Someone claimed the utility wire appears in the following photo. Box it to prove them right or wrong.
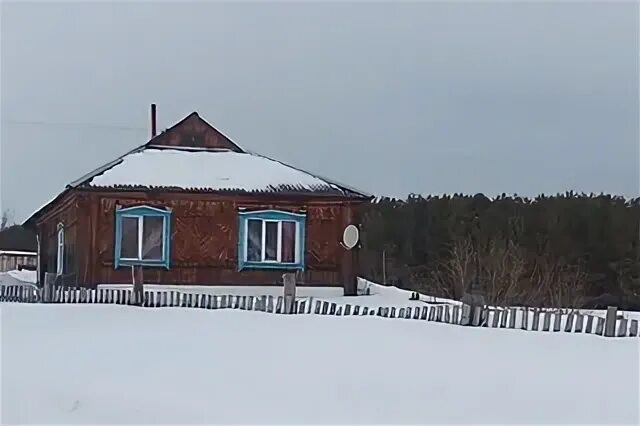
[1,119,147,132]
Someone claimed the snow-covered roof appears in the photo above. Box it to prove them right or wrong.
[0,250,36,256]
[23,112,372,226]
[79,148,363,196]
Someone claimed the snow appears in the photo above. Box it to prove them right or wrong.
[0,250,36,256]
[6,269,37,284]
[88,148,344,193]
[0,269,37,286]
[1,304,638,424]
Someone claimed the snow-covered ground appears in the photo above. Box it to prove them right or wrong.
[0,270,37,287]
[1,304,638,424]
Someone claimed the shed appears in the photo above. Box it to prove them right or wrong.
[0,225,37,272]
[23,110,371,295]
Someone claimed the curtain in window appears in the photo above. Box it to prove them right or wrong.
[264,222,278,261]
[281,221,296,263]
[142,216,164,260]
[121,217,139,259]
[247,219,262,261]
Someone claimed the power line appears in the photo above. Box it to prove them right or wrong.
[1,118,147,132]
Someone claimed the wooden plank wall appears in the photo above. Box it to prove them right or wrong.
[0,255,36,272]
[82,192,360,287]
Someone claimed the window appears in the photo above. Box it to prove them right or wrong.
[238,210,306,271]
[56,223,64,275]
[114,205,171,268]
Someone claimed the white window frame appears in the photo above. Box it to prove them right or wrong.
[245,219,300,264]
[56,223,64,276]
[119,215,166,262]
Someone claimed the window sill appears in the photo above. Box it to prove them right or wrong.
[115,259,170,269]
[238,261,304,271]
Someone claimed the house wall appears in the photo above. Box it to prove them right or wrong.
[80,191,362,292]
[0,254,36,272]
[34,191,87,285]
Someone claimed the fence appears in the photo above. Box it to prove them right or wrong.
[0,285,638,338]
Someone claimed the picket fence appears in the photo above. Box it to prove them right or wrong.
[0,284,637,338]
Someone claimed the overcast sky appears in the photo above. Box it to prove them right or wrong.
[1,1,638,223]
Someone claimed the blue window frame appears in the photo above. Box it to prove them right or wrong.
[114,205,171,269]
[238,209,306,271]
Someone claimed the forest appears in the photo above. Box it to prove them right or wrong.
[358,192,640,310]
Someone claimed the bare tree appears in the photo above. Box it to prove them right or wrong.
[527,256,589,309]
[1,209,14,230]
[427,237,475,300]
[480,238,527,306]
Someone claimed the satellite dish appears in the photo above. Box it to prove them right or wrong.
[342,224,360,249]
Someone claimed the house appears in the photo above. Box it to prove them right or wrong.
[0,225,37,272]
[23,108,371,295]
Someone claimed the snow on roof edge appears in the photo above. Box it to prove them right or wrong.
[0,250,37,256]
[245,150,372,199]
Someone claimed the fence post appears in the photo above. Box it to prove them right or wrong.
[564,313,575,332]
[353,305,360,315]
[500,309,509,328]
[542,311,551,331]
[630,320,639,337]
[605,306,617,337]
[344,304,352,315]
[283,273,296,314]
[478,306,489,327]
[574,313,584,333]
[330,303,337,315]
[596,317,605,335]
[421,306,429,320]
[520,307,529,330]
[585,315,594,334]
[617,318,628,337]
[461,304,472,325]
[553,313,562,332]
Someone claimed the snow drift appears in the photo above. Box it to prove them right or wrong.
[1,304,638,424]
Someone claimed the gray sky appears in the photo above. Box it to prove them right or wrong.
[1,1,638,223]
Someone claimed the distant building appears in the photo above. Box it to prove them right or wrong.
[0,225,37,272]
[23,109,371,294]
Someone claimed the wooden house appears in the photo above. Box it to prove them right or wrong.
[23,109,371,295]
[0,225,37,272]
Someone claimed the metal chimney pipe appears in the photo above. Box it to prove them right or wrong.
[150,103,157,138]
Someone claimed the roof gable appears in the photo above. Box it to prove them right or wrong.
[147,113,244,152]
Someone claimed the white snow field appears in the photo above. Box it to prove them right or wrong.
[2,304,638,424]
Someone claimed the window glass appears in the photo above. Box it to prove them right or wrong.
[281,221,296,263]
[121,217,139,259]
[56,226,64,274]
[264,221,278,261]
[247,219,262,261]
[142,216,164,260]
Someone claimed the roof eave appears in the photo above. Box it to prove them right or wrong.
[81,185,369,200]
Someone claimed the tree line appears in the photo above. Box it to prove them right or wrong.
[358,193,640,310]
